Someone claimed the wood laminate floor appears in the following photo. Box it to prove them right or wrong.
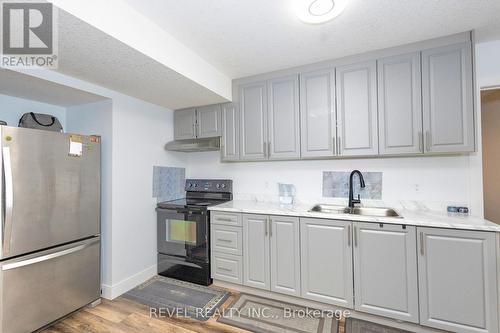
[42,290,346,333]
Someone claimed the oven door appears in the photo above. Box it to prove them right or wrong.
[156,207,208,263]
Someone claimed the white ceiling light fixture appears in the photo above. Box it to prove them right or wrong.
[294,0,349,24]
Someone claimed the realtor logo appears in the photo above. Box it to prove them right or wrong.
[1,1,58,68]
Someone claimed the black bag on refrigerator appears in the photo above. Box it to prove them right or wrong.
[18,112,63,132]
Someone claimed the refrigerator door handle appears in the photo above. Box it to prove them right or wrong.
[3,147,13,255]
[2,238,100,271]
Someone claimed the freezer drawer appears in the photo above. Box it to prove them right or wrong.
[0,237,101,333]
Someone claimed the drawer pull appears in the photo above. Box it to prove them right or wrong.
[216,217,234,222]
[217,238,232,243]
[217,267,233,272]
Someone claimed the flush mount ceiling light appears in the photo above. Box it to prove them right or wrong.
[294,0,349,24]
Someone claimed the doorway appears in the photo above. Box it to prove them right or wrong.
[481,88,500,223]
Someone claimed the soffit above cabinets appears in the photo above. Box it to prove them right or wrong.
[49,6,231,110]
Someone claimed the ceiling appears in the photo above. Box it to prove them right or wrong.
[123,0,500,78]
[55,10,228,109]
[0,69,108,107]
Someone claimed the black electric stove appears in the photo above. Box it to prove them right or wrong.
[156,179,232,285]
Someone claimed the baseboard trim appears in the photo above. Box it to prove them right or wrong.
[101,264,157,300]
[213,280,446,333]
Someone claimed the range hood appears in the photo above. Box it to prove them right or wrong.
[164,137,221,152]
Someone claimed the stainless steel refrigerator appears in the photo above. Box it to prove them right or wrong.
[0,126,101,333]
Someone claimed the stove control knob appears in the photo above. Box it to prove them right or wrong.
[188,183,193,188]
[216,184,221,189]
[221,183,226,189]
[194,183,198,188]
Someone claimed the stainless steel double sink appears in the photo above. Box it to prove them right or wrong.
[309,204,402,218]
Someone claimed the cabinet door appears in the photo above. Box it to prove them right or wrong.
[221,103,240,161]
[242,214,270,290]
[422,42,474,153]
[353,223,419,323]
[336,61,379,156]
[300,218,353,308]
[299,68,337,158]
[417,228,498,333]
[378,53,423,155]
[267,75,301,159]
[239,82,268,160]
[197,104,221,138]
[270,216,300,297]
[174,108,196,140]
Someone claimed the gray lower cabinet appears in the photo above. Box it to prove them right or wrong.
[300,218,353,308]
[336,60,379,156]
[211,252,243,284]
[270,216,300,296]
[299,68,337,158]
[417,228,499,333]
[239,81,268,160]
[267,75,301,159]
[221,103,240,161]
[197,104,221,138]
[353,223,419,323]
[242,214,270,289]
[174,108,196,140]
[378,53,423,155]
[422,42,474,153]
[242,214,301,296]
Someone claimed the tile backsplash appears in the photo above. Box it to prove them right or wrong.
[153,166,185,202]
[323,171,383,200]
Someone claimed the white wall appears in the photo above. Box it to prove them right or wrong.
[186,152,471,212]
[66,100,113,289]
[0,93,67,128]
[110,97,187,297]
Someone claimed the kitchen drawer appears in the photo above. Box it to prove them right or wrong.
[212,225,243,255]
[211,211,242,226]
[211,253,243,284]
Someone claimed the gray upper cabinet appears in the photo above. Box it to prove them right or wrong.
[267,75,301,159]
[353,223,419,323]
[221,103,240,161]
[197,104,221,138]
[239,81,268,160]
[336,61,379,156]
[422,42,474,153]
[174,108,196,140]
[300,218,353,308]
[418,228,498,333]
[378,53,423,155]
[300,68,336,158]
[270,216,300,297]
[242,214,270,290]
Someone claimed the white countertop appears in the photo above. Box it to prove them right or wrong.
[209,200,500,232]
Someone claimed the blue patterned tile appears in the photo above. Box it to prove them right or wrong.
[153,166,185,202]
[323,171,382,199]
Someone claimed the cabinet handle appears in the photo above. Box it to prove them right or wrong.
[425,131,431,152]
[217,238,232,243]
[268,142,271,158]
[263,142,267,157]
[217,217,233,222]
[420,232,425,256]
[353,226,358,247]
[337,136,341,155]
[347,225,351,247]
[418,131,423,153]
[193,123,197,137]
[218,267,232,272]
[268,218,272,237]
[333,137,336,155]
[265,218,268,236]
